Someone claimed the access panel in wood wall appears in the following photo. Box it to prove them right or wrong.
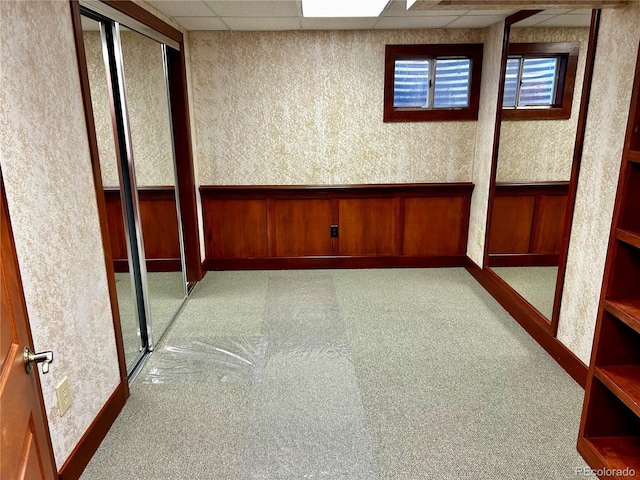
[270,199,332,257]
[530,195,568,254]
[489,196,536,253]
[403,197,464,255]
[206,199,267,259]
[338,198,397,256]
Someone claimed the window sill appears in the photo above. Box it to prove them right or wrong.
[501,106,572,121]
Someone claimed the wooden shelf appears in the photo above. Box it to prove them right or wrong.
[596,365,640,418]
[617,229,640,249]
[628,150,640,164]
[582,437,640,477]
[605,300,640,334]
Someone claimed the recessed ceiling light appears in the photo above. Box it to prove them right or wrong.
[301,0,391,17]
[406,0,417,8]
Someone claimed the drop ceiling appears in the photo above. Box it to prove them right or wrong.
[145,0,598,31]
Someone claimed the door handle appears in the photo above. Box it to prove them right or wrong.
[24,347,54,374]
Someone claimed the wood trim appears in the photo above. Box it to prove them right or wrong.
[488,253,559,267]
[100,0,182,43]
[205,255,468,271]
[466,262,588,387]
[494,181,569,196]
[58,382,128,480]
[383,44,483,122]
[551,9,602,336]
[113,259,182,273]
[166,46,203,282]
[69,0,129,390]
[200,183,475,198]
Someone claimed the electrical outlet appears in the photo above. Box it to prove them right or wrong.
[477,229,483,246]
[56,377,72,416]
[330,225,339,238]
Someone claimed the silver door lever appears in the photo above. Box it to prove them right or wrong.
[24,347,54,374]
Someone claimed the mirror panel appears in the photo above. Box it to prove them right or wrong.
[82,15,146,369]
[120,26,188,341]
[488,9,592,320]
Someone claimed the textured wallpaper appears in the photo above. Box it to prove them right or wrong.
[466,21,505,267]
[84,30,175,187]
[188,29,485,185]
[557,4,640,365]
[497,27,590,183]
[0,0,120,467]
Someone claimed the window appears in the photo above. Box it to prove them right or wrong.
[502,42,580,121]
[384,44,483,122]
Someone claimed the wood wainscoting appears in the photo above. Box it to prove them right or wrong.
[104,187,182,272]
[200,183,474,270]
[488,182,569,267]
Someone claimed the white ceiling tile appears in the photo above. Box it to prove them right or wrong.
[467,9,516,16]
[223,16,301,30]
[535,14,592,27]
[174,16,228,29]
[147,1,214,17]
[206,1,299,17]
[446,15,505,28]
[511,14,557,28]
[382,1,465,17]
[302,17,377,30]
[376,15,459,29]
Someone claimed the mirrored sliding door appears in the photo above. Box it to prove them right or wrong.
[81,9,188,376]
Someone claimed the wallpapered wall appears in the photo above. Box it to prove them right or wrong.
[557,3,640,365]
[84,30,176,187]
[0,0,120,467]
[497,27,590,183]
[188,29,485,185]
[466,21,505,267]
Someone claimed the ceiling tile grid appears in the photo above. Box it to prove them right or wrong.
[146,0,594,31]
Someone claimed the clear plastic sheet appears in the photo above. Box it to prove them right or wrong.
[144,276,379,479]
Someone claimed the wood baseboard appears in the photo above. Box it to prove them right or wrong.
[113,258,182,272]
[466,260,587,387]
[205,254,468,271]
[58,381,128,480]
[488,253,559,267]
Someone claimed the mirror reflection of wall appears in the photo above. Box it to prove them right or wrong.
[488,9,592,320]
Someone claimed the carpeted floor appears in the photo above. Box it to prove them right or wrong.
[491,266,558,319]
[82,268,593,479]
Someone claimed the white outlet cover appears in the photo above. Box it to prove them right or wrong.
[56,377,72,416]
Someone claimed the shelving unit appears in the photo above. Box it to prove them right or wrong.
[577,45,640,479]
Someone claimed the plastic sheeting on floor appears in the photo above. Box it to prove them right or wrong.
[144,276,380,479]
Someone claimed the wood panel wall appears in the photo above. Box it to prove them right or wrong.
[200,184,474,270]
[103,187,182,272]
[488,182,569,267]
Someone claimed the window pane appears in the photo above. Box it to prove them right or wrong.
[393,60,429,108]
[503,58,520,107]
[433,58,470,108]
[519,57,558,106]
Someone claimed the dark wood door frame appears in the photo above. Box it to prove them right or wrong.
[469,9,602,387]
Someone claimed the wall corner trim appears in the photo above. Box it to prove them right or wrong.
[57,381,128,480]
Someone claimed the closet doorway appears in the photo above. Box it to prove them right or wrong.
[80,5,188,376]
